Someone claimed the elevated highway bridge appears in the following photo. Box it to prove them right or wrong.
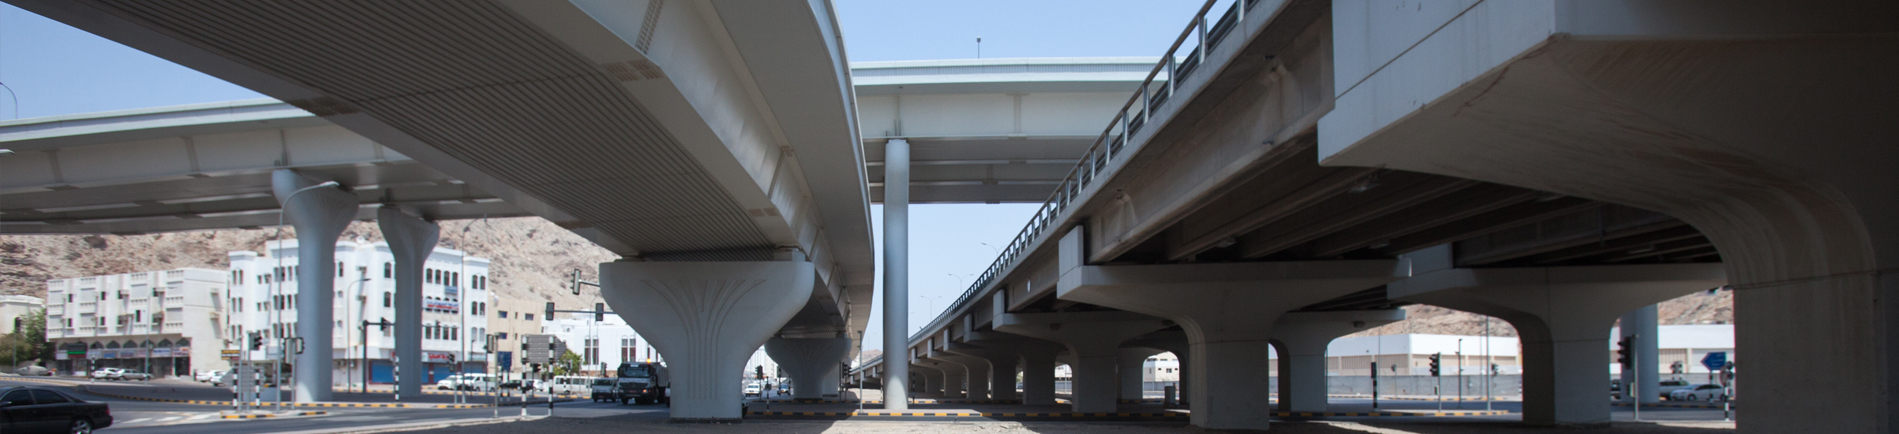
[6,0,1895,432]
[854,1,1893,433]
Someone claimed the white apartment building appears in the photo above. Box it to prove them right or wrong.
[227,239,491,386]
[543,312,663,377]
[2,295,44,334]
[42,268,227,377]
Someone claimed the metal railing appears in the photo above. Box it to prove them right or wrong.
[906,0,1257,342]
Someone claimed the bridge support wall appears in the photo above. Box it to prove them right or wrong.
[764,337,851,399]
[1119,347,1162,402]
[599,259,813,421]
[273,170,355,403]
[376,208,437,401]
[1387,258,1725,427]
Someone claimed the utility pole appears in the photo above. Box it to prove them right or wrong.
[1456,338,1463,409]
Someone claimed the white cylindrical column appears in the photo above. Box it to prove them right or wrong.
[882,138,910,409]
[377,208,438,400]
[1620,305,1661,404]
[273,170,356,403]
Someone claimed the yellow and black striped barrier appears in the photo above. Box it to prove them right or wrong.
[221,411,328,419]
[1613,401,1734,409]
[773,398,1024,404]
[75,387,496,409]
[1274,410,1511,417]
[749,410,1187,418]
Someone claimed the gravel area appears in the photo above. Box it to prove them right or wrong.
[379,417,1734,434]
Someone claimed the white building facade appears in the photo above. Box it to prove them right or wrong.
[2,295,44,335]
[542,312,662,377]
[42,268,227,377]
[227,239,491,386]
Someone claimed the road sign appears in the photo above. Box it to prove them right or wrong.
[222,349,242,360]
[1701,352,1727,371]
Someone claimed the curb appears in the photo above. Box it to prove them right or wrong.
[1613,402,1735,409]
[1275,410,1511,417]
[222,411,329,419]
[75,386,519,409]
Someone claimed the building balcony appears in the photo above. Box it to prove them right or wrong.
[163,296,185,307]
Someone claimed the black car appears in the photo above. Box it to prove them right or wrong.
[0,386,112,434]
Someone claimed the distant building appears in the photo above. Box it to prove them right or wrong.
[543,311,661,377]
[1318,334,1523,377]
[42,269,228,377]
[2,295,44,334]
[227,239,490,386]
[1613,324,1735,381]
[1144,352,1180,382]
[487,294,546,374]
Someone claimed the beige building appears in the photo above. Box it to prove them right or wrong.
[488,293,547,374]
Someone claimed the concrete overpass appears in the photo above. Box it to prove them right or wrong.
[4,0,872,420]
[853,1,1892,433]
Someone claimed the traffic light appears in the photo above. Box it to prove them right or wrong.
[1616,336,1634,368]
[1671,361,1684,374]
[250,333,263,350]
[595,303,605,321]
[1428,353,1441,377]
[546,302,556,320]
[531,363,542,374]
[756,365,764,380]
[485,334,496,353]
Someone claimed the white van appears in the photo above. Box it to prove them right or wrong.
[458,373,495,391]
[549,375,593,396]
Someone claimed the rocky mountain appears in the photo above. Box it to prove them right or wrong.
[2,217,1733,337]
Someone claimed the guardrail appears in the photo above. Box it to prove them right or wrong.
[906,0,1259,343]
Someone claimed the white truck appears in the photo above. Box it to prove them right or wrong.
[609,362,669,405]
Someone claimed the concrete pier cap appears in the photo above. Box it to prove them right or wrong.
[764,336,852,399]
[598,258,814,421]
[1388,247,1725,427]
[1049,226,1408,430]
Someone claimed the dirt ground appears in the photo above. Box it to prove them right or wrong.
[382,417,1734,434]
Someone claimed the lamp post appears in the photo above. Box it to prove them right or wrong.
[341,270,367,394]
[914,295,945,334]
[273,180,340,410]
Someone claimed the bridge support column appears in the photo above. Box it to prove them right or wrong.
[922,357,967,398]
[1126,331,1191,407]
[933,352,991,400]
[962,331,1064,405]
[882,138,911,410]
[272,170,355,403]
[599,258,814,421]
[1388,258,1724,427]
[945,341,1017,401]
[1618,305,1660,404]
[1052,227,1406,430]
[1270,310,1405,413]
[1119,347,1162,402]
[911,364,943,397]
[376,207,437,401]
[993,311,1169,413]
[764,337,851,399]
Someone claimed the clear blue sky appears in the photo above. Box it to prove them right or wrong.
[0,1,1211,352]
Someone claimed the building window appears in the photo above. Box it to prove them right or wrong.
[384,292,392,308]
[620,338,637,361]
[337,262,344,277]
[384,263,392,278]
[584,338,598,366]
[498,332,508,340]
[498,311,507,319]
[525,313,534,321]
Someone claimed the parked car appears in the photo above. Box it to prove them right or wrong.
[114,370,152,381]
[1668,383,1729,402]
[88,368,122,380]
[0,386,113,434]
[195,370,226,383]
[12,366,50,376]
[456,374,495,391]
